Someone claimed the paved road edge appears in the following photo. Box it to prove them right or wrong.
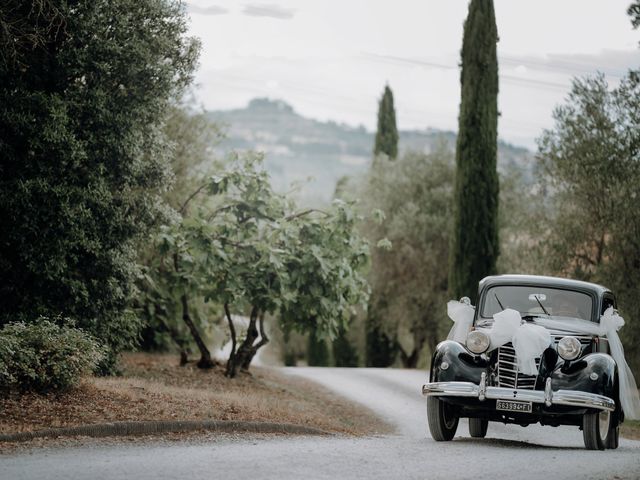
[0,420,332,443]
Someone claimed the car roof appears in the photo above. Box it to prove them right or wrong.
[478,274,611,296]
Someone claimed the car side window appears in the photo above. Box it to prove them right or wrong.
[601,294,616,315]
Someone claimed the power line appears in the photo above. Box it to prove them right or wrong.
[360,52,573,91]
[498,53,629,79]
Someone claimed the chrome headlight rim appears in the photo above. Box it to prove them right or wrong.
[466,330,490,354]
[557,335,582,361]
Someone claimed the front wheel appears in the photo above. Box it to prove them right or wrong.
[468,417,489,438]
[583,410,617,450]
[427,396,459,441]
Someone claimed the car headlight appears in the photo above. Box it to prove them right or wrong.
[466,330,490,354]
[557,336,582,361]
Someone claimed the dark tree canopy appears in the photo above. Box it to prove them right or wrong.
[0,0,199,371]
[373,85,399,160]
[449,0,500,303]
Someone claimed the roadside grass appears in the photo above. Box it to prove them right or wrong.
[621,419,640,440]
[0,353,393,438]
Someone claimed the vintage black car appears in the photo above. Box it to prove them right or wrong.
[423,274,624,450]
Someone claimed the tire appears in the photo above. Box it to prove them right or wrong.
[606,424,619,449]
[468,418,488,438]
[427,396,459,441]
[583,410,616,450]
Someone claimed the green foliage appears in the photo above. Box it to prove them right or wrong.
[307,331,330,367]
[162,105,225,212]
[278,204,370,341]
[135,104,224,355]
[535,72,640,374]
[366,83,402,366]
[449,0,500,303]
[374,85,399,159]
[0,0,199,371]
[360,146,456,367]
[151,154,370,375]
[0,320,104,393]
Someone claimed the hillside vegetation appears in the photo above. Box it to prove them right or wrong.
[209,98,533,203]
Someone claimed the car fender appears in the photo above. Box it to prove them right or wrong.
[551,352,617,399]
[430,340,489,384]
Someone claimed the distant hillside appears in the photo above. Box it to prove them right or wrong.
[208,98,533,203]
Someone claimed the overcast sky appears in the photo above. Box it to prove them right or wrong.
[185,0,640,149]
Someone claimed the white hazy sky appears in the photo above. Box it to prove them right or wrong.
[185,0,640,149]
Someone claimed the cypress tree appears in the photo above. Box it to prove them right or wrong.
[374,85,399,159]
[366,84,400,367]
[449,0,500,303]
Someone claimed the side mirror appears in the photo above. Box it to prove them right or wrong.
[459,296,471,306]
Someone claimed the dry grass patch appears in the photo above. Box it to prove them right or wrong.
[0,353,392,437]
[621,420,640,441]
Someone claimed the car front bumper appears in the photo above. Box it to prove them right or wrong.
[422,373,615,412]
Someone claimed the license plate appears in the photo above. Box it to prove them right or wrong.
[496,399,532,413]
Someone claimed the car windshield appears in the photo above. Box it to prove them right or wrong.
[480,285,594,322]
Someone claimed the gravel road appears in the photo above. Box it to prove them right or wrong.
[2,367,639,480]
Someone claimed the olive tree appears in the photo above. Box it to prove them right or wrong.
[536,72,640,373]
[359,146,455,367]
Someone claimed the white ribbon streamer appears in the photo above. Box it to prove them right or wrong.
[446,301,640,419]
[446,300,474,343]
[512,323,553,376]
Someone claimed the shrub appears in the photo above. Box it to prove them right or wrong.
[0,320,104,394]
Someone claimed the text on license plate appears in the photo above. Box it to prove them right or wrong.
[496,400,532,413]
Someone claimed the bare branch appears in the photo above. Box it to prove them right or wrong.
[284,208,330,221]
[178,183,208,215]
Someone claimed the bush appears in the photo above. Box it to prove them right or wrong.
[0,320,104,394]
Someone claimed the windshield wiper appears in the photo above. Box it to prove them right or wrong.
[494,293,505,310]
[533,294,551,316]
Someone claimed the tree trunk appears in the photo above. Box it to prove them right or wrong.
[156,316,191,366]
[225,307,269,378]
[399,349,419,368]
[172,252,214,369]
[180,294,215,369]
[241,312,269,370]
[179,350,189,366]
[224,303,238,377]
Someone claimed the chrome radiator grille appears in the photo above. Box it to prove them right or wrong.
[497,343,539,390]
[497,336,593,390]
